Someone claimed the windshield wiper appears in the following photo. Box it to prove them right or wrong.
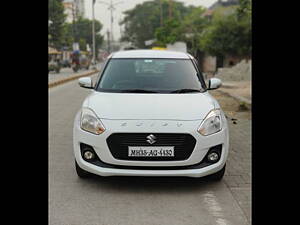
[170,88,201,93]
[120,89,158,93]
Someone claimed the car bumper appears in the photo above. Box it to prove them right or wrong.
[73,111,229,177]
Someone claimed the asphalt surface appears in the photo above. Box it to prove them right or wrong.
[49,77,250,225]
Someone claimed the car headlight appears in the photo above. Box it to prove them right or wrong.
[198,109,223,136]
[80,108,105,135]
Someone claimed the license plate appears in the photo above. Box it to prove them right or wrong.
[128,146,174,157]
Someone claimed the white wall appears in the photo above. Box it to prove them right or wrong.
[166,42,187,53]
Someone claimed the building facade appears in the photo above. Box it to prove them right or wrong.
[198,0,241,72]
[63,0,85,23]
[209,0,239,10]
[74,0,85,18]
[63,0,73,23]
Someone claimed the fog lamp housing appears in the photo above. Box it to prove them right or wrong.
[80,143,98,162]
[83,151,95,160]
[205,144,222,164]
[207,152,219,162]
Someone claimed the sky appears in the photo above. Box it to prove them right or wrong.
[84,0,218,41]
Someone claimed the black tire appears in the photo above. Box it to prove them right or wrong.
[75,160,92,178]
[206,164,226,181]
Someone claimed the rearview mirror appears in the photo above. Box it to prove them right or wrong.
[208,78,222,90]
[78,77,93,89]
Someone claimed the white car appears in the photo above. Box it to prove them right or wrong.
[73,50,229,180]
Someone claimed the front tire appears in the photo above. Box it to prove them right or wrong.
[206,164,226,181]
[75,160,92,178]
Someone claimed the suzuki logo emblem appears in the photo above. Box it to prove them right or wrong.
[146,134,157,144]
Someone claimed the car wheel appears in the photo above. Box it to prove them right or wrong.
[206,164,226,181]
[75,160,92,178]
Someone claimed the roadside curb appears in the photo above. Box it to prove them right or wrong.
[216,89,252,109]
[48,70,99,88]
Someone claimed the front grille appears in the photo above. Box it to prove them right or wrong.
[106,133,196,161]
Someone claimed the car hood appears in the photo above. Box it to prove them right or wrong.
[84,91,216,120]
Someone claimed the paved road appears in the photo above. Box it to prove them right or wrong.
[49,77,251,225]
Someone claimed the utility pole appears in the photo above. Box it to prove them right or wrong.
[72,2,76,42]
[107,30,111,53]
[92,0,96,64]
[98,1,123,52]
[160,0,163,27]
[72,1,80,51]
[119,18,122,39]
[168,0,173,19]
[109,0,114,43]
[48,20,53,46]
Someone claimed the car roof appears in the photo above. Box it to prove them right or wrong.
[110,50,191,59]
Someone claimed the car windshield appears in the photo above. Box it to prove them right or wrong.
[96,58,205,93]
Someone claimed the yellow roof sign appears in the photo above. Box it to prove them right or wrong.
[151,47,166,50]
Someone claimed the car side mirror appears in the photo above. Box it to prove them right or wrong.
[78,77,93,89]
[208,78,222,90]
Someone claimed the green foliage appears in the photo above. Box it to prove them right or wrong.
[60,23,74,47]
[63,17,104,53]
[49,1,104,56]
[181,7,207,32]
[237,0,251,20]
[73,17,103,44]
[155,6,208,49]
[79,38,87,51]
[48,0,66,49]
[212,5,238,20]
[120,0,193,48]
[120,0,251,58]
[179,7,208,54]
[155,19,181,45]
[200,5,251,57]
[120,0,164,48]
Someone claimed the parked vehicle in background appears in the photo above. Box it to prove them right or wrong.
[80,52,91,70]
[71,50,91,72]
[71,50,81,72]
[48,49,62,73]
[61,59,71,68]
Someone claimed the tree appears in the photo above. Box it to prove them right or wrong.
[61,23,74,48]
[63,17,104,54]
[120,0,193,48]
[74,17,103,47]
[155,18,181,45]
[155,6,208,56]
[237,0,251,20]
[178,6,208,55]
[49,0,66,49]
[79,38,87,51]
[200,11,251,58]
